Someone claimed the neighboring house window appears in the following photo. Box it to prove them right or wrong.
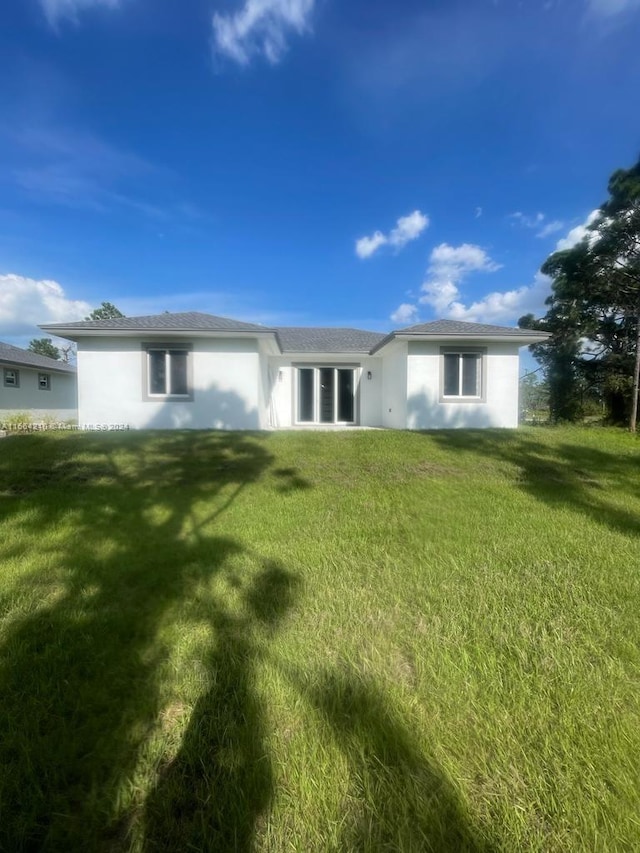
[3,368,19,388]
[143,345,193,400]
[441,348,486,400]
[38,373,51,390]
[295,365,357,424]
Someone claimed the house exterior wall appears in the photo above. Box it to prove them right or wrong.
[257,339,273,429]
[77,337,262,429]
[0,365,77,421]
[267,355,383,427]
[71,334,523,431]
[405,340,520,429]
[360,357,383,427]
[381,342,408,429]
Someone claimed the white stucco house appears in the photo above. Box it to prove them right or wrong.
[40,312,548,431]
[0,341,77,422]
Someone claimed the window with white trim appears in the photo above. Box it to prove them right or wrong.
[38,373,51,390]
[143,345,192,399]
[3,368,19,388]
[441,349,485,399]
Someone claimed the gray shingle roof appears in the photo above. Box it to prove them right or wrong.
[41,311,272,333]
[275,327,386,353]
[39,311,548,356]
[370,319,548,354]
[0,341,76,372]
[394,320,545,337]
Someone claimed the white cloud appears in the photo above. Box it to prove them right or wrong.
[390,303,419,325]
[511,211,545,229]
[440,272,552,324]
[40,0,120,26]
[356,209,429,259]
[391,271,553,328]
[420,279,461,316]
[414,211,608,325]
[511,211,565,239]
[412,270,551,326]
[391,242,503,325]
[388,210,429,248]
[554,209,600,251]
[536,219,564,238]
[212,0,315,66]
[427,242,501,280]
[0,274,91,340]
[388,209,612,329]
[355,231,388,260]
[586,0,640,16]
[419,242,502,318]
[388,234,558,327]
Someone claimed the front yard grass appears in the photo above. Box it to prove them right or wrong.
[0,426,639,851]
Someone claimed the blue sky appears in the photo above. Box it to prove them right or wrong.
[1,0,640,350]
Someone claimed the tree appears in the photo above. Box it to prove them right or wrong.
[521,155,640,430]
[85,302,125,321]
[59,343,77,364]
[28,338,61,361]
[519,372,550,423]
[594,162,640,430]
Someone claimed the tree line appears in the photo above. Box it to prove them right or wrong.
[519,155,640,432]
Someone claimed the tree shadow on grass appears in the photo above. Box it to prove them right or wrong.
[425,429,640,538]
[142,562,298,851]
[287,666,493,853]
[0,430,304,851]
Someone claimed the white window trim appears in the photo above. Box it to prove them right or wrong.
[439,347,487,403]
[293,364,360,426]
[3,368,20,388]
[141,343,193,402]
[38,373,51,391]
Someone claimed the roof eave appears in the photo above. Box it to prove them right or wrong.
[0,356,76,373]
[39,326,280,343]
[280,348,377,356]
[370,331,550,354]
[368,333,396,355]
[397,332,550,343]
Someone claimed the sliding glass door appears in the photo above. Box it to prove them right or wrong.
[296,367,357,424]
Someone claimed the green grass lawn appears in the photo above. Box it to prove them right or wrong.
[1,426,639,852]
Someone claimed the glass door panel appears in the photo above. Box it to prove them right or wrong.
[337,369,354,422]
[298,368,314,422]
[319,368,335,423]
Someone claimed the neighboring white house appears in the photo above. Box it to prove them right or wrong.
[0,341,77,422]
[40,312,548,431]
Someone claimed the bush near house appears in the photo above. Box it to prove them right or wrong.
[0,427,639,851]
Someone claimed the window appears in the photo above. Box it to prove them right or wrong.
[441,349,485,400]
[38,373,51,391]
[143,345,192,400]
[296,366,357,424]
[3,368,19,388]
